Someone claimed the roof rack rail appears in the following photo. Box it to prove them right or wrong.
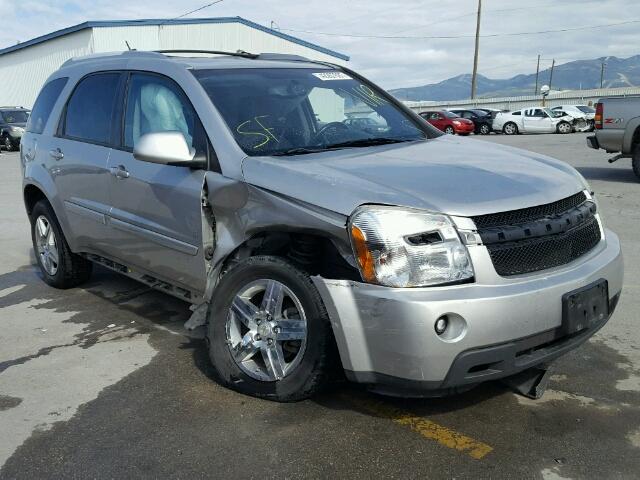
[256,53,310,61]
[155,49,259,59]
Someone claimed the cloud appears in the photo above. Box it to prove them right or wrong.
[1,0,639,89]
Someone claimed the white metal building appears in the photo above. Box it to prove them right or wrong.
[0,17,349,107]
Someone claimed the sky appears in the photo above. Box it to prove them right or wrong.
[1,0,640,89]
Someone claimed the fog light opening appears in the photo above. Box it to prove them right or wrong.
[435,316,449,336]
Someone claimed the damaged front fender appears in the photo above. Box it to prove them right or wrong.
[185,171,353,330]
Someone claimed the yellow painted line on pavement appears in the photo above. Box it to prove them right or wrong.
[347,396,494,460]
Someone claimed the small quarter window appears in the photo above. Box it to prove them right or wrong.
[26,77,68,134]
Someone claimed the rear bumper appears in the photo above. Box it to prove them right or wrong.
[313,229,623,396]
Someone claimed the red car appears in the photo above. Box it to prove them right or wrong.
[419,110,475,135]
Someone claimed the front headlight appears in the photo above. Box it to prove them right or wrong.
[349,205,474,287]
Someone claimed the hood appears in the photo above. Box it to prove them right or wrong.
[6,122,26,128]
[241,136,588,217]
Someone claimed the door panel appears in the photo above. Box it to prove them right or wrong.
[49,72,122,253]
[106,150,207,291]
[105,71,210,293]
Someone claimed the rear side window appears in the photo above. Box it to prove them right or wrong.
[26,77,68,134]
[63,73,120,145]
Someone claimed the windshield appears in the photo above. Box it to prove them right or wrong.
[443,111,460,118]
[2,110,29,123]
[193,68,426,156]
[545,108,564,118]
[577,105,595,113]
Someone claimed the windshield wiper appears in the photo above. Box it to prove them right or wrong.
[270,147,334,156]
[270,138,415,156]
[324,137,414,149]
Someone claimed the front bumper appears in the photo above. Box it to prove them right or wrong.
[313,229,623,396]
[454,123,475,134]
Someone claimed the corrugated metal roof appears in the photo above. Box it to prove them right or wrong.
[0,16,349,61]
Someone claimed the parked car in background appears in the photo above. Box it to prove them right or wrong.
[419,110,474,135]
[0,107,30,151]
[343,116,389,135]
[552,105,595,131]
[587,97,640,180]
[493,107,575,135]
[448,109,493,135]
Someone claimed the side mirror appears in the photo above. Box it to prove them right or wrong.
[133,131,203,168]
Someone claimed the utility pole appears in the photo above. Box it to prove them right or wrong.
[470,0,482,99]
[548,58,556,92]
[600,61,606,88]
[534,54,541,94]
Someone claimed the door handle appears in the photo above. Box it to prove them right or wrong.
[110,165,130,179]
[49,148,64,161]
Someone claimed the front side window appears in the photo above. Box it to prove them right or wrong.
[123,73,207,158]
[193,68,427,156]
[64,73,120,144]
[26,77,68,134]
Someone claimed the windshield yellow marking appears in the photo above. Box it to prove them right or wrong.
[236,115,279,149]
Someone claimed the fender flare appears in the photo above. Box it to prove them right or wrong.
[622,116,640,155]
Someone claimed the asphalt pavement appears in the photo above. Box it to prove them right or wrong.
[0,133,638,479]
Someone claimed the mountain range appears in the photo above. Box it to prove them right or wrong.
[389,54,640,101]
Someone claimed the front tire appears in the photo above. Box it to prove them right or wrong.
[30,200,92,288]
[503,122,518,135]
[557,121,572,134]
[207,256,336,401]
[3,135,13,151]
[444,126,455,135]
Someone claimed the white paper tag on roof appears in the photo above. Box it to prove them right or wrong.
[312,72,352,81]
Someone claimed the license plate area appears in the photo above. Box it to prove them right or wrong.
[562,279,609,335]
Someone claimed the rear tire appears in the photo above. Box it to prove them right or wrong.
[30,200,92,288]
[503,122,518,135]
[207,256,337,402]
[479,123,491,135]
[632,143,640,182]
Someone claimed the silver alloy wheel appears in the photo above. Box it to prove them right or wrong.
[226,279,308,382]
[4,136,12,151]
[445,126,455,135]
[504,123,517,135]
[558,122,572,134]
[35,215,59,276]
[480,124,490,134]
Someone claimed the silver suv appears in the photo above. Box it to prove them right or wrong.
[21,51,623,401]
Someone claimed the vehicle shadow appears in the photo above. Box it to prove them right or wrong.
[576,165,637,183]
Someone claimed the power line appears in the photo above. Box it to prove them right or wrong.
[167,0,225,22]
[279,18,640,40]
